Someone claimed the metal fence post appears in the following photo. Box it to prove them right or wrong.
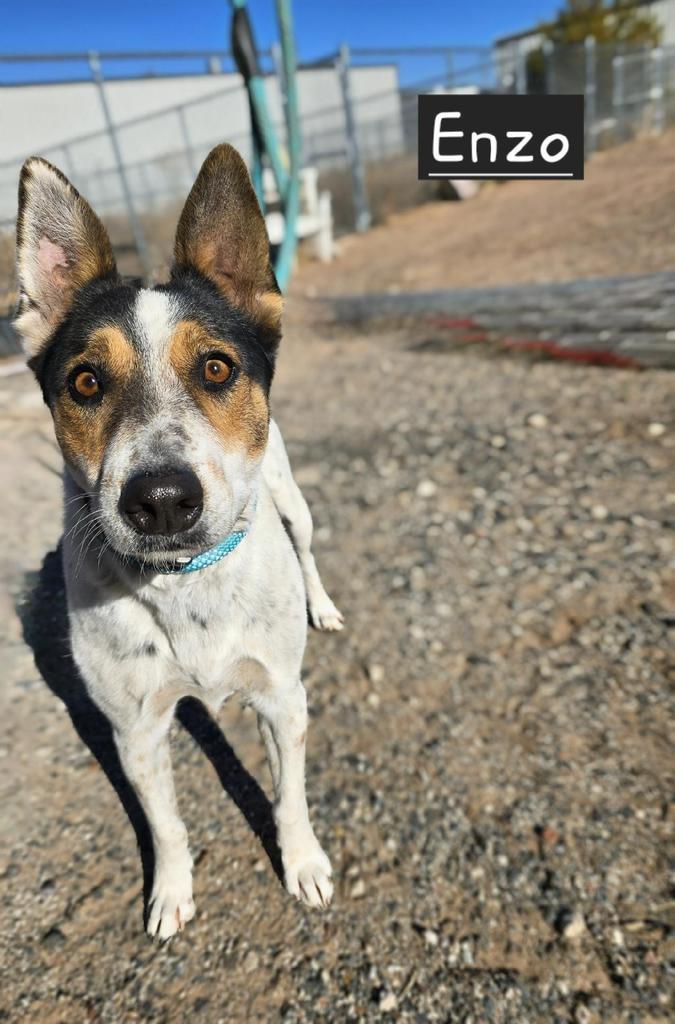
[177,105,198,178]
[543,40,554,94]
[650,46,666,134]
[60,143,76,180]
[584,36,597,157]
[613,53,626,142]
[88,51,152,277]
[336,43,371,233]
[445,49,455,89]
[515,40,527,94]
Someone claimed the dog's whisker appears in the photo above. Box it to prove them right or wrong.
[72,515,105,577]
[65,517,104,557]
[63,491,95,508]
[64,508,103,544]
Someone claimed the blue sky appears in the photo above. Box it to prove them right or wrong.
[1,1,560,61]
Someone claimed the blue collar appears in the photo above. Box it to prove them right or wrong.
[134,528,248,575]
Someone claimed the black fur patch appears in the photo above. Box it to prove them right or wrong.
[189,610,209,630]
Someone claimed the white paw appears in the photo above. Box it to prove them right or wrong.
[308,589,344,632]
[279,829,334,909]
[147,863,195,941]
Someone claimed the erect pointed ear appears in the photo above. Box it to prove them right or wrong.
[14,157,117,358]
[173,144,282,353]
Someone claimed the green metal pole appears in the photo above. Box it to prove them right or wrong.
[272,0,300,289]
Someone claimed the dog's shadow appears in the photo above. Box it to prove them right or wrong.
[17,545,283,918]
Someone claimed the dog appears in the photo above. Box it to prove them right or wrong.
[14,144,343,939]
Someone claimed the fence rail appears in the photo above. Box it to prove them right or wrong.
[0,39,674,335]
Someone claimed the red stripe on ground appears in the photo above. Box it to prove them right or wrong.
[424,313,640,368]
[501,337,640,368]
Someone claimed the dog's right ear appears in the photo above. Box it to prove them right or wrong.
[14,157,117,358]
[173,144,282,358]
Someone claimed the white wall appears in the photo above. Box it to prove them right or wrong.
[0,65,403,222]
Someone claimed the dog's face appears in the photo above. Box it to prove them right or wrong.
[14,146,282,564]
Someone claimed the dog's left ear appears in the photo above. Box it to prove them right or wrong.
[14,157,117,358]
[173,144,282,356]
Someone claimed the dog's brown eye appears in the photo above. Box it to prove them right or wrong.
[73,370,100,398]
[204,358,232,386]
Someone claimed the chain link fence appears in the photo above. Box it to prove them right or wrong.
[540,41,675,150]
[0,45,494,331]
[1,39,675,353]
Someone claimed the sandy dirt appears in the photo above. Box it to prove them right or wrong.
[294,130,675,298]
[0,309,673,1022]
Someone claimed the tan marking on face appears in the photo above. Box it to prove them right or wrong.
[255,290,283,331]
[87,325,136,378]
[52,325,137,477]
[170,320,269,457]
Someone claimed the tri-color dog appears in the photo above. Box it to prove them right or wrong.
[14,144,342,939]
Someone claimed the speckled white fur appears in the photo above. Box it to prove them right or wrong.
[61,290,341,939]
[16,154,343,941]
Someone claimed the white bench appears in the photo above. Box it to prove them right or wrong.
[263,166,334,263]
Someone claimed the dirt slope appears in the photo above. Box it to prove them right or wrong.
[295,130,675,297]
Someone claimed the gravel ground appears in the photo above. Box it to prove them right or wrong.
[0,313,673,1023]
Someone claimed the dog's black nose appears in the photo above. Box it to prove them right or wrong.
[120,470,203,535]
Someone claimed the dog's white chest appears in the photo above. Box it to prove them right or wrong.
[124,541,307,697]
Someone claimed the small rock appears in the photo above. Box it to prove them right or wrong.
[424,928,439,948]
[541,825,561,847]
[367,663,385,685]
[527,412,549,429]
[350,878,366,899]
[416,479,437,498]
[490,435,507,449]
[379,992,398,1013]
[562,910,586,942]
[647,422,666,437]
[41,927,66,949]
[243,950,260,973]
[591,504,608,521]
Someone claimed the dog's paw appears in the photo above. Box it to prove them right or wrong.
[280,832,334,909]
[308,589,344,632]
[146,864,195,941]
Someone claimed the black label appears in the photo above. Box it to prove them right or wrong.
[418,94,584,181]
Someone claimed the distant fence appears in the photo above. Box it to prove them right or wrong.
[0,39,674,341]
[497,38,675,150]
[0,44,493,319]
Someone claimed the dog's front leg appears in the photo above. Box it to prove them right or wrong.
[114,708,195,940]
[256,681,333,908]
[263,420,343,631]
